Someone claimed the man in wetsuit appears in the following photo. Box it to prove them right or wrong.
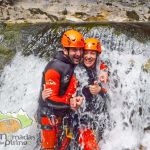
[37,29,84,150]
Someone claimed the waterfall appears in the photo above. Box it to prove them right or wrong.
[0,25,150,150]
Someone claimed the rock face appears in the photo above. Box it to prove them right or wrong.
[0,0,14,6]
[0,0,150,23]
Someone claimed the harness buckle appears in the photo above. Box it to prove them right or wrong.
[49,115,58,126]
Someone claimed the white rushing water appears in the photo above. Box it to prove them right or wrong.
[0,53,48,150]
[0,26,150,150]
[94,29,150,150]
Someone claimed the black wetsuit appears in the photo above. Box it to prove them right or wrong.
[74,63,109,140]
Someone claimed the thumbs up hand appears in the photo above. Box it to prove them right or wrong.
[42,84,52,101]
[70,96,83,111]
[98,71,108,84]
[89,81,101,95]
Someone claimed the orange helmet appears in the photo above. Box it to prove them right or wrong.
[61,29,84,48]
[84,38,102,53]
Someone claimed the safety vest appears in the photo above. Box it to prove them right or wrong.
[38,52,75,118]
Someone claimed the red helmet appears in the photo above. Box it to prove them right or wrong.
[84,38,102,53]
[61,29,84,48]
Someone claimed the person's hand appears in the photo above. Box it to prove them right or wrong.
[70,96,83,110]
[76,96,83,107]
[42,84,52,101]
[70,97,76,110]
[89,81,101,95]
[98,71,108,83]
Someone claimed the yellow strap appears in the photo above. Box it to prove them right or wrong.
[65,128,73,139]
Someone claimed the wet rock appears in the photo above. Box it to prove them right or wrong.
[62,8,67,15]
[85,12,109,21]
[74,12,88,18]
[0,0,14,6]
[0,5,59,23]
[126,10,140,21]
[144,126,150,132]
[106,2,112,6]
[0,0,149,23]
[139,145,145,150]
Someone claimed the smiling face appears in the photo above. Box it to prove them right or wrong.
[83,50,97,68]
[64,47,83,65]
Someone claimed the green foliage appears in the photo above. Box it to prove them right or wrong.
[0,44,15,70]
[0,23,30,47]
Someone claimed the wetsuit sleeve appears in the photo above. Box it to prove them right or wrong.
[65,74,77,98]
[45,69,77,105]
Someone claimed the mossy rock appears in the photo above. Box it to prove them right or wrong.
[0,44,16,71]
[74,12,88,18]
[126,10,139,21]
[84,16,108,22]
[0,23,26,48]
